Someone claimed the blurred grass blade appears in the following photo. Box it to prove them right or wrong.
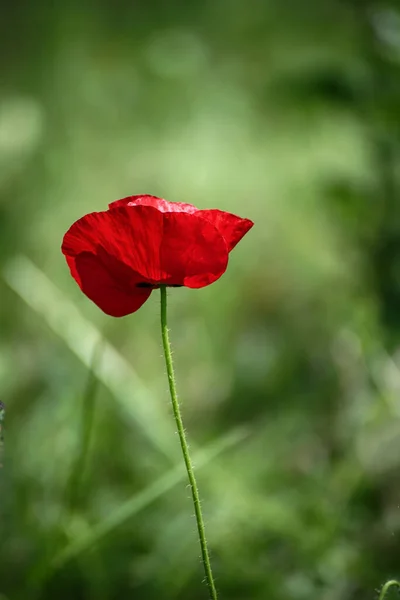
[3,255,177,461]
[52,425,249,569]
[24,340,105,599]
[64,338,103,513]
[0,402,4,469]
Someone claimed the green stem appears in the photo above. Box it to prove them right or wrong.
[160,285,218,600]
[379,580,400,600]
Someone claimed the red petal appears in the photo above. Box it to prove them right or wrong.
[66,253,152,317]
[66,255,80,285]
[109,194,198,214]
[160,212,228,288]
[62,206,229,294]
[62,207,165,283]
[197,209,254,252]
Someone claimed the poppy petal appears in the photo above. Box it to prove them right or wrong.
[68,252,152,317]
[62,206,229,288]
[62,206,164,283]
[109,194,198,214]
[66,255,80,285]
[159,212,229,288]
[197,209,254,252]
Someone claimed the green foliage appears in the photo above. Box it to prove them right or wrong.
[1,0,400,598]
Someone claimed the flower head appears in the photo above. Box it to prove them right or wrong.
[62,194,253,317]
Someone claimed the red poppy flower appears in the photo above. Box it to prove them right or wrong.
[62,194,254,317]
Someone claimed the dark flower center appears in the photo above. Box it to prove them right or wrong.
[136,282,182,288]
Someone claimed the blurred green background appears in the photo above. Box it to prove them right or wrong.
[1,0,400,598]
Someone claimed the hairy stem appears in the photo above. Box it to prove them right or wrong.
[160,285,218,600]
